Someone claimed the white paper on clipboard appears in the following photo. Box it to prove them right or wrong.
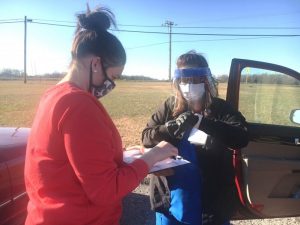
[123,147,190,173]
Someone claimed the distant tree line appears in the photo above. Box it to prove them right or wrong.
[0,68,23,78]
[216,74,229,83]
[1,69,298,85]
[241,73,300,85]
[214,74,300,85]
[0,69,65,80]
[0,69,161,81]
[120,75,161,81]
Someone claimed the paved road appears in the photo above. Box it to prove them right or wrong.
[121,181,155,225]
[120,178,300,225]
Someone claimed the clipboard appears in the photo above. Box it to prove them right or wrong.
[123,146,190,173]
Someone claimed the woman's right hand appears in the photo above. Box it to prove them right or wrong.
[139,141,178,169]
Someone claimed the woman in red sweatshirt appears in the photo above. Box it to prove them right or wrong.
[24,5,178,225]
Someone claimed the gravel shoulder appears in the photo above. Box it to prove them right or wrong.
[120,177,300,225]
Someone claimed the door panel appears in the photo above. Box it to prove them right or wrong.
[227,59,300,218]
[0,127,29,225]
[5,144,28,222]
[0,161,13,224]
[243,142,300,217]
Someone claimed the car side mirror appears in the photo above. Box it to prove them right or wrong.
[290,109,300,125]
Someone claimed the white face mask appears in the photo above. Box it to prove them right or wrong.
[179,83,205,102]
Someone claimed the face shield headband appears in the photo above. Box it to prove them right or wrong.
[173,67,211,80]
[173,67,217,97]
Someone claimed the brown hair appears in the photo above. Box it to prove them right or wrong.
[176,50,208,68]
[172,50,217,117]
[71,5,126,68]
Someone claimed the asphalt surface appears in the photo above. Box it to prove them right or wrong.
[120,178,155,225]
[120,177,300,225]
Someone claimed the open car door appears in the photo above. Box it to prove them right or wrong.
[227,58,300,218]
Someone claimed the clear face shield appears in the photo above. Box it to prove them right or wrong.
[173,67,217,102]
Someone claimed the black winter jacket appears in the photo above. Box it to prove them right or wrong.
[141,96,249,225]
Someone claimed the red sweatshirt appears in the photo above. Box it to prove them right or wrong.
[24,82,149,225]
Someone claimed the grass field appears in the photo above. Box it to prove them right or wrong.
[1,80,298,147]
[239,83,300,126]
[0,80,226,146]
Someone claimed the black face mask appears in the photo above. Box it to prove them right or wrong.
[88,61,116,99]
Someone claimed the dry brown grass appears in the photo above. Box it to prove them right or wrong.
[114,116,149,147]
[0,80,227,147]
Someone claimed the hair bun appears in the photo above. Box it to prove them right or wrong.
[77,6,116,32]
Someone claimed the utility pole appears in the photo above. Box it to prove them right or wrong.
[163,20,175,81]
[24,16,32,84]
[24,16,28,83]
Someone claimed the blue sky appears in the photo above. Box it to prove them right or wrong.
[0,0,299,80]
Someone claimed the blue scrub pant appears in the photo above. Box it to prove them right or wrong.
[156,135,202,225]
[155,134,231,225]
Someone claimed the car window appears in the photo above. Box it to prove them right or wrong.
[239,67,300,127]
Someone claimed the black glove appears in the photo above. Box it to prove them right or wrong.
[165,111,199,138]
[165,120,179,138]
[175,111,199,136]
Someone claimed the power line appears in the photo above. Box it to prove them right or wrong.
[3,17,300,54]
[32,18,76,24]
[174,26,300,30]
[173,35,294,43]
[2,18,300,37]
[117,24,163,28]
[31,21,76,28]
[117,24,300,30]
[126,42,169,49]
[2,16,300,80]
[4,19,299,37]
[0,21,23,24]
[115,29,300,37]
[30,19,161,27]
[0,18,23,21]
[26,8,300,28]
[6,17,300,30]
[126,35,295,50]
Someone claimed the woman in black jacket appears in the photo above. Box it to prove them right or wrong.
[141,50,249,225]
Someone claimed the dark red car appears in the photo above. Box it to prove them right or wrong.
[0,127,29,225]
[1,59,300,224]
